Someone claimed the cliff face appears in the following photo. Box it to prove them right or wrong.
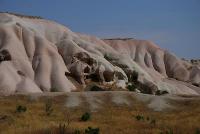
[0,13,199,95]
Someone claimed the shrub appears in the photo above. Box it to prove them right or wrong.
[16,105,27,113]
[127,84,137,91]
[85,127,99,134]
[135,115,144,121]
[81,112,91,121]
[45,99,53,116]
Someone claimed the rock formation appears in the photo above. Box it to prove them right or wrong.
[0,12,199,95]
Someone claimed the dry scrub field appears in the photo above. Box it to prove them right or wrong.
[0,92,200,134]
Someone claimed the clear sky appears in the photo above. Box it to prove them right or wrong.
[0,0,200,59]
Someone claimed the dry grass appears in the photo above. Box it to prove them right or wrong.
[0,94,199,134]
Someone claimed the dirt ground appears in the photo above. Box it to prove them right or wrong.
[0,91,200,134]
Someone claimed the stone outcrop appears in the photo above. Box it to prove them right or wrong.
[0,12,199,95]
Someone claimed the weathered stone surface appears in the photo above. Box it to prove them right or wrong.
[0,13,199,95]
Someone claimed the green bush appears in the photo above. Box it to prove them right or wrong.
[45,99,53,116]
[16,105,27,113]
[127,84,137,91]
[135,115,144,121]
[81,112,91,121]
[85,127,99,134]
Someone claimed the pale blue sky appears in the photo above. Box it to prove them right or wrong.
[0,0,200,58]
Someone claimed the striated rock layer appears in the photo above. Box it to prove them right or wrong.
[0,13,199,95]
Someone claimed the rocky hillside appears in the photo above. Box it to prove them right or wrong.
[0,13,199,95]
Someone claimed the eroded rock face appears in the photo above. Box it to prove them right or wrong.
[0,13,199,95]
[0,49,11,63]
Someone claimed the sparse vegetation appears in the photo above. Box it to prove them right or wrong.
[126,71,141,92]
[0,12,43,19]
[135,115,156,126]
[45,99,53,116]
[0,95,199,134]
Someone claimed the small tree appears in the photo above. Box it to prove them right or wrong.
[81,112,91,121]
[16,105,27,113]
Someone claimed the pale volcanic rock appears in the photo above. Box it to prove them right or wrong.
[0,13,76,94]
[104,39,200,95]
[0,13,199,95]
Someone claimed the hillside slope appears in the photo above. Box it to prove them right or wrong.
[0,13,199,95]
